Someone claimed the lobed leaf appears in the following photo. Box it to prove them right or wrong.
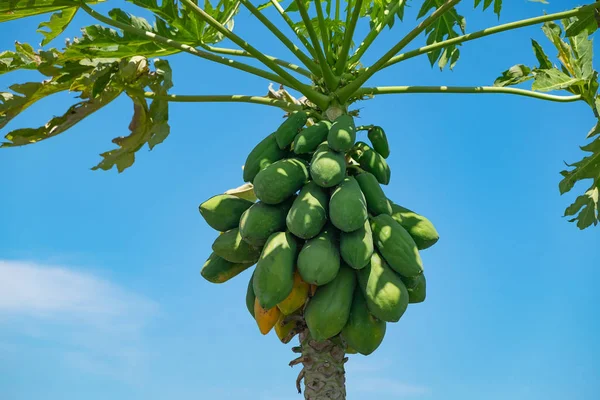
[493,65,533,87]
[0,0,101,23]
[419,0,466,70]
[37,7,78,46]
[0,42,61,76]
[474,0,502,18]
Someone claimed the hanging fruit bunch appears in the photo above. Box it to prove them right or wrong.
[198,109,439,356]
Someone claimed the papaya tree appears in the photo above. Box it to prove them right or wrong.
[2,0,600,398]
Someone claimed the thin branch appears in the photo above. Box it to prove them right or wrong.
[199,43,313,78]
[238,0,321,76]
[336,0,364,74]
[356,85,583,103]
[315,0,331,62]
[269,0,317,59]
[383,2,600,69]
[294,0,339,90]
[336,0,460,102]
[79,3,289,87]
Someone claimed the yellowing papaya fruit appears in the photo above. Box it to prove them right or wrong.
[304,266,356,341]
[329,176,368,233]
[370,214,423,277]
[328,114,356,153]
[390,202,439,250]
[350,142,391,185]
[286,181,328,239]
[297,227,340,286]
[340,219,374,270]
[401,273,426,304]
[254,297,280,335]
[275,111,308,149]
[277,272,309,315]
[253,158,309,204]
[212,228,262,264]
[200,252,253,284]
[309,284,317,296]
[239,198,294,246]
[253,231,298,309]
[274,312,300,343]
[310,142,346,188]
[199,194,254,232]
[293,120,331,154]
[246,272,256,318]
[346,346,358,354]
[367,126,390,159]
[355,172,392,216]
[342,288,386,355]
[243,133,287,182]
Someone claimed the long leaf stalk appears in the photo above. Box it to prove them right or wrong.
[269,0,318,59]
[383,2,600,69]
[314,0,332,63]
[336,0,364,74]
[238,0,321,76]
[79,2,291,87]
[337,0,461,102]
[180,0,328,108]
[294,0,339,91]
[356,85,583,103]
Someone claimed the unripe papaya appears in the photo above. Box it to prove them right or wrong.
[370,214,423,277]
[254,298,280,335]
[274,311,301,343]
[246,272,256,318]
[243,133,287,182]
[356,252,409,322]
[293,120,331,154]
[329,176,368,232]
[401,273,426,304]
[367,126,390,159]
[342,288,386,355]
[239,198,294,246]
[286,181,328,239]
[310,142,346,188]
[253,158,309,204]
[199,194,254,232]
[355,172,392,216]
[340,219,374,270]
[390,202,439,250]
[328,114,356,153]
[304,266,356,341]
[201,252,254,284]
[297,227,340,286]
[350,142,391,185]
[277,272,309,315]
[253,231,297,309]
[212,228,262,264]
[346,346,358,355]
[275,111,308,149]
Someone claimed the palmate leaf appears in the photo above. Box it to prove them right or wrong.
[0,0,101,23]
[474,0,501,18]
[0,42,61,76]
[37,7,78,46]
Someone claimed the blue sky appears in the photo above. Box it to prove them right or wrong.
[1,1,599,399]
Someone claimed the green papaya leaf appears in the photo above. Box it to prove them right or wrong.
[531,39,553,70]
[474,0,502,18]
[532,69,584,92]
[493,65,533,87]
[37,7,78,46]
[0,42,61,76]
[0,0,101,23]
[565,8,599,37]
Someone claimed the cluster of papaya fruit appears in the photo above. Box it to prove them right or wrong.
[199,111,439,356]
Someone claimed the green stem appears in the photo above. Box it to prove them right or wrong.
[356,85,583,103]
[180,0,328,108]
[349,0,405,65]
[336,0,364,74]
[199,43,313,78]
[356,125,374,131]
[383,3,600,69]
[79,2,289,87]
[294,0,339,91]
[269,0,317,59]
[238,0,321,76]
[337,0,460,102]
[335,0,340,21]
[315,0,331,61]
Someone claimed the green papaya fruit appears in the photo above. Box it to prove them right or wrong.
[297,227,340,286]
[340,219,374,270]
[239,198,295,246]
[246,271,256,317]
[370,214,423,277]
[286,181,328,239]
[275,111,308,149]
[253,231,298,309]
[350,142,391,185]
[342,288,386,355]
[356,252,409,322]
[401,273,426,304]
[304,266,356,341]
[367,126,390,159]
[327,114,356,153]
[212,228,262,264]
[390,203,440,250]
[253,158,309,204]
[243,133,287,182]
[293,120,331,154]
[355,172,392,216]
[199,194,254,232]
[329,176,368,232]
[200,252,254,284]
[310,142,346,188]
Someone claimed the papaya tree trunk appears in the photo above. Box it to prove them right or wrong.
[296,329,347,399]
